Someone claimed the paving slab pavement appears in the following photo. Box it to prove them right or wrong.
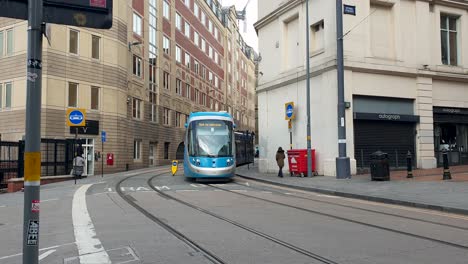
[236,162,468,215]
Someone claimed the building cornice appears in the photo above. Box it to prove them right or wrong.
[254,0,303,33]
[431,0,468,10]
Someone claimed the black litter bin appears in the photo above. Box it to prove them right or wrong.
[370,151,390,181]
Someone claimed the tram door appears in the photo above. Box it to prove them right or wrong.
[82,139,95,176]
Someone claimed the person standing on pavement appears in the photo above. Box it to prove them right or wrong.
[276,147,286,177]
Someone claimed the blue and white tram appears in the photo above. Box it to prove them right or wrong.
[184,112,236,179]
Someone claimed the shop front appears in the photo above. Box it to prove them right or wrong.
[433,107,468,166]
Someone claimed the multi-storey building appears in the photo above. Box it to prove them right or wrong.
[0,0,256,175]
[256,0,468,176]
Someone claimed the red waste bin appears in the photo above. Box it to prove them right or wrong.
[287,149,316,176]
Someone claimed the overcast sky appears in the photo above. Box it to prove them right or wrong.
[220,0,258,51]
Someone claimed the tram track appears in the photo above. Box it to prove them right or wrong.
[116,172,227,264]
[231,180,468,231]
[207,183,468,251]
[147,175,340,264]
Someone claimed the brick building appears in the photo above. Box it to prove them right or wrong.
[0,0,256,175]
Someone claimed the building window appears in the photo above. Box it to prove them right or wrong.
[215,52,219,64]
[195,89,199,103]
[201,38,206,52]
[228,84,232,94]
[194,31,199,46]
[0,82,12,109]
[208,20,213,33]
[163,71,170,89]
[215,76,218,88]
[91,35,100,59]
[163,0,170,19]
[202,93,206,106]
[214,27,218,40]
[176,13,182,30]
[228,41,231,52]
[185,21,191,38]
[194,60,199,74]
[194,3,199,19]
[184,0,190,7]
[163,36,170,55]
[208,71,213,83]
[201,11,206,26]
[91,86,99,110]
[163,108,170,125]
[164,142,170,159]
[69,29,79,54]
[185,53,190,68]
[133,55,142,77]
[202,67,206,79]
[176,46,181,63]
[68,82,78,107]
[133,13,142,36]
[441,14,458,66]
[149,90,157,122]
[132,98,142,119]
[5,29,13,56]
[175,112,181,127]
[209,46,213,59]
[228,63,231,73]
[176,79,182,95]
[185,84,191,99]
[133,140,142,160]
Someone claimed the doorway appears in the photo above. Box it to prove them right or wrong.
[82,139,95,176]
[149,142,157,166]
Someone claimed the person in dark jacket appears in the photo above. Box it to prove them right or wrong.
[276,147,286,177]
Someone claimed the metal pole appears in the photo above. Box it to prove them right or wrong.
[102,141,104,178]
[305,0,312,178]
[336,0,351,179]
[23,0,43,263]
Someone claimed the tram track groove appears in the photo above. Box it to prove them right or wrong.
[207,183,468,251]
[148,175,340,264]
[231,181,468,231]
[116,173,227,264]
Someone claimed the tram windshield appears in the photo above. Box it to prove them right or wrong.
[188,120,233,158]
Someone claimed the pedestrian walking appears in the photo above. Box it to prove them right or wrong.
[73,154,85,179]
[276,147,285,177]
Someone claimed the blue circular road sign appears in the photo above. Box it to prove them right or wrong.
[286,104,294,119]
[69,110,84,125]
[173,161,178,166]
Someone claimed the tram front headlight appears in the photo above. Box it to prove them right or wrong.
[196,159,201,166]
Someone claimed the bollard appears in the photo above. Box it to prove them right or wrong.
[442,150,452,180]
[406,151,413,178]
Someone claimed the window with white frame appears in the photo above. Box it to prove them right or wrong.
[163,108,170,125]
[208,71,213,83]
[176,13,182,30]
[176,46,181,63]
[201,38,206,52]
[215,52,219,64]
[91,86,99,110]
[202,93,206,106]
[214,76,218,88]
[185,21,190,38]
[185,84,191,99]
[133,55,142,77]
[185,53,190,68]
[133,139,142,160]
[214,27,218,40]
[228,63,231,73]
[163,71,170,89]
[202,67,206,79]
[5,29,12,56]
[68,82,78,107]
[91,35,100,59]
[201,11,206,26]
[0,82,11,109]
[69,29,79,54]
[195,89,199,103]
[163,36,170,55]
[194,3,199,19]
[133,13,142,36]
[441,14,459,66]
[208,20,213,33]
[163,0,170,19]
[194,60,199,74]
[176,78,182,95]
[184,0,190,7]
[132,98,142,119]
[228,41,231,52]
[194,31,199,46]
[209,46,213,59]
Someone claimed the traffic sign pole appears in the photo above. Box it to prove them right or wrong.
[23,0,43,263]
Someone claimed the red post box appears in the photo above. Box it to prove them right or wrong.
[106,153,114,166]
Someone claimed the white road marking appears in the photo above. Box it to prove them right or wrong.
[233,190,248,192]
[136,187,150,191]
[316,194,341,198]
[153,185,170,191]
[0,242,75,260]
[72,184,112,264]
[176,190,199,192]
[0,205,6,208]
[261,191,272,194]
[42,198,59,202]
[39,249,56,261]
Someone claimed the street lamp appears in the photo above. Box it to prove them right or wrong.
[128,41,142,51]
